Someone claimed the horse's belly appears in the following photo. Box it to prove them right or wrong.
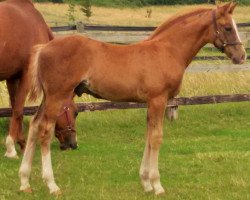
[0,40,27,80]
[80,78,145,102]
[0,64,21,80]
[91,87,140,102]
[0,56,23,80]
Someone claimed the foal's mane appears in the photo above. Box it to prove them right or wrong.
[149,8,212,39]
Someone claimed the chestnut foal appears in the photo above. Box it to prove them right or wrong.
[19,3,245,195]
[0,0,78,157]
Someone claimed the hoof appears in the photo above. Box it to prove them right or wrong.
[144,185,153,193]
[141,177,153,193]
[4,152,19,159]
[20,187,32,193]
[49,183,61,195]
[155,188,165,196]
[51,189,62,196]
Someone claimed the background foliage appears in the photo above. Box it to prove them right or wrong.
[31,0,250,6]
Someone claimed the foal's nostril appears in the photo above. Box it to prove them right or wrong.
[70,143,78,150]
[232,57,238,64]
[60,144,68,151]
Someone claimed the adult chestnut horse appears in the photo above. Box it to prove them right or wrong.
[19,3,245,195]
[0,0,77,158]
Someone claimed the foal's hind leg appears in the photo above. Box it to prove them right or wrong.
[140,96,166,195]
[39,99,68,194]
[19,98,63,194]
[40,117,61,195]
[19,116,39,192]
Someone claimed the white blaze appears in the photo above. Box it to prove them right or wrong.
[232,19,242,42]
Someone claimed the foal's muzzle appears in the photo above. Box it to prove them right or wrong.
[60,142,78,150]
[56,128,78,150]
[231,52,246,64]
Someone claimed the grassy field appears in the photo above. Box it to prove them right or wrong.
[180,71,250,97]
[0,3,249,199]
[0,102,249,199]
[35,3,250,26]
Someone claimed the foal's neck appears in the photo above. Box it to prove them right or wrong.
[151,9,213,67]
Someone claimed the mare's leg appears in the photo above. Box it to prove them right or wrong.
[5,70,30,158]
[14,70,31,150]
[5,79,19,158]
[140,95,167,195]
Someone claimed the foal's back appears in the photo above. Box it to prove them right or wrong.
[34,35,183,102]
[0,0,53,80]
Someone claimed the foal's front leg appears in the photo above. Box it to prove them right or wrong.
[139,134,153,192]
[140,96,166,195]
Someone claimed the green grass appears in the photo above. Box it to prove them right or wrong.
[0,102,249,199]
[180,71,250,97]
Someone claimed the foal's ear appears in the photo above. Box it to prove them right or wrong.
[228,2,237,14]
[217,2,236,16]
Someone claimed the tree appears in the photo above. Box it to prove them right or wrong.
[66,0,76,24]
[208,0,216,4]
[80,0,92,19]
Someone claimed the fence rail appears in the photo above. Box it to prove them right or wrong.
[51,25,76,32]
[50,22,250,49]
[50,22,250,32]
[192,55,250,60]
[0,94,249,118]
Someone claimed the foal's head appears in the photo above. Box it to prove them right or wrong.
[212,3,246,64]
[55,101,78,150]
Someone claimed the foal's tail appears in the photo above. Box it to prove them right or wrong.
[28,44,46,102]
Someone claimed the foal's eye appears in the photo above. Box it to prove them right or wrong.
[224,27,232,32]
[74,111,78,118]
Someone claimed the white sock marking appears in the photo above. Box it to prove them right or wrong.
[5,135,17,158]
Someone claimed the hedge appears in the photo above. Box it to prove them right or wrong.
[32,0,250,6]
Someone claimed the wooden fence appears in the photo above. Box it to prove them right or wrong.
[0,94,250,120]
[50,22,250,32]
[1,24,249,119]
[50,22,250,48]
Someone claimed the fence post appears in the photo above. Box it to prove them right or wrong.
[166,105,178,121]
[76,22,85,33]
